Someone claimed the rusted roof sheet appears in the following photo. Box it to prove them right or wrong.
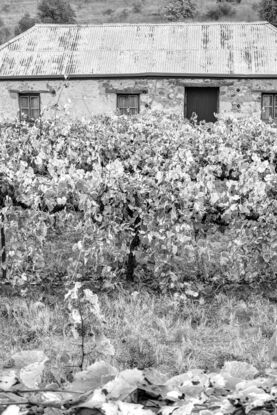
[0,22,277,77]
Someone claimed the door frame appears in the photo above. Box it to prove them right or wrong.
[184,86,220,121]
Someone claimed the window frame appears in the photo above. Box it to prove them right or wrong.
[116,93,140,115]
[261,93,277,121]
[18,93,41,121]
[184,86,220,122]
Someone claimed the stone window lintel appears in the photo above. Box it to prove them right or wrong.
[252,89,277,93]
[9,89,55,94]
[177,81,234,88]
[105,88,148,94]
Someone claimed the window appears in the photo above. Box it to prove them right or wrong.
[117,94,139,115]
[262,94,277,120]
[19,94,40,120]
[185,87,219,123]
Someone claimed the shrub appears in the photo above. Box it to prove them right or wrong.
[1,113,277,292]
[0,25,10,44]
[162,0,196,21]
[1,4,10,13]
[133,2,142,13]
[112,8,129,21]
[119,8,129,19]
[37,0,76,24]
[103,8,114,15]
[14,13,37,36]
[206,2,236,20]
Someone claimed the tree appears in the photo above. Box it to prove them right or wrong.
[0,18,10,45]
[206,2,235,20]
[37,0,76,24]
[259,0,277,26]
[14,13,37,36]
[0,26,10,44]
[162,0,196,21]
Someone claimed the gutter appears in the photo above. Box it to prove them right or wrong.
[1,73,277,80]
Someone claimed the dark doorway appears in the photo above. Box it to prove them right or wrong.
[185,87,219,122]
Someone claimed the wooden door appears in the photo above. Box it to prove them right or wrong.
[186,87,219,122]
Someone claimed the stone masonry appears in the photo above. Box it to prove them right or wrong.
[0,77,274,121]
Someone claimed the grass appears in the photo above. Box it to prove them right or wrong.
[0,0,260,41]
[197,0,259,21]
[0,290,276,380]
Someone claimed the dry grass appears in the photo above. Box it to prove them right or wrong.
[197,0,259,21]
[0,0,260,38]
[0,291,276,378]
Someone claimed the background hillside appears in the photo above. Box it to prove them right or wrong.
[0,0,260,36]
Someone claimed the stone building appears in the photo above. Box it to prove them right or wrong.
[0,21,276,122]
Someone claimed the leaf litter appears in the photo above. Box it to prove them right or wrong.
[1,350,277,415]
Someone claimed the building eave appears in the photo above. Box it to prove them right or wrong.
[1,73,277,80]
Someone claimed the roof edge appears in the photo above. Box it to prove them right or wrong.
[1,72,277,80]
[264,21,277,33]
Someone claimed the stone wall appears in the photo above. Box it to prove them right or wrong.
[0,77,275,121]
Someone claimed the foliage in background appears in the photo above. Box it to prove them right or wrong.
[1,113,277,292]
[6,0,76,43]
[0,17,10,44]
[259,0,277,26]
[0,26,10,44]
[14,13,37,36]
[162,0,196,21]
[205,2,236,19]
[0,0,261,45]
[37,0,76,23]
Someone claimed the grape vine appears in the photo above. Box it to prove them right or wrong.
[1,113,277,291]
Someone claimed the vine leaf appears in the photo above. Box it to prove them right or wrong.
[19,361,47,389]
[104,369,145,400]
[0,370,18,391]
[78,401,155,415]
[67,361,118,394]
[221,361,258,380]
[79,369,145,409]
[7,350,48,369]
[94,334,115,357]
[1,405,21,415]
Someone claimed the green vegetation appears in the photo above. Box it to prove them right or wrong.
[0,0,260,44]
[38,0,76,24]
[1,113,277,292]
[14,13,37,36]
[1,290,276,414]
[0,21,10,44]
[205,2,236,20]
[259,0,277,26]
[1,114,277,413]
[162,0,196,21]
[0,292,274,374]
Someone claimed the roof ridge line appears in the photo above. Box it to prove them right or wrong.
[33,21,269,28]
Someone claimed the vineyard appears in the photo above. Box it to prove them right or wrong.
[1,112,277,294]
[2,112,277,414]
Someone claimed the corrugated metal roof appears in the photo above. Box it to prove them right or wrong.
[0,22,276,77]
